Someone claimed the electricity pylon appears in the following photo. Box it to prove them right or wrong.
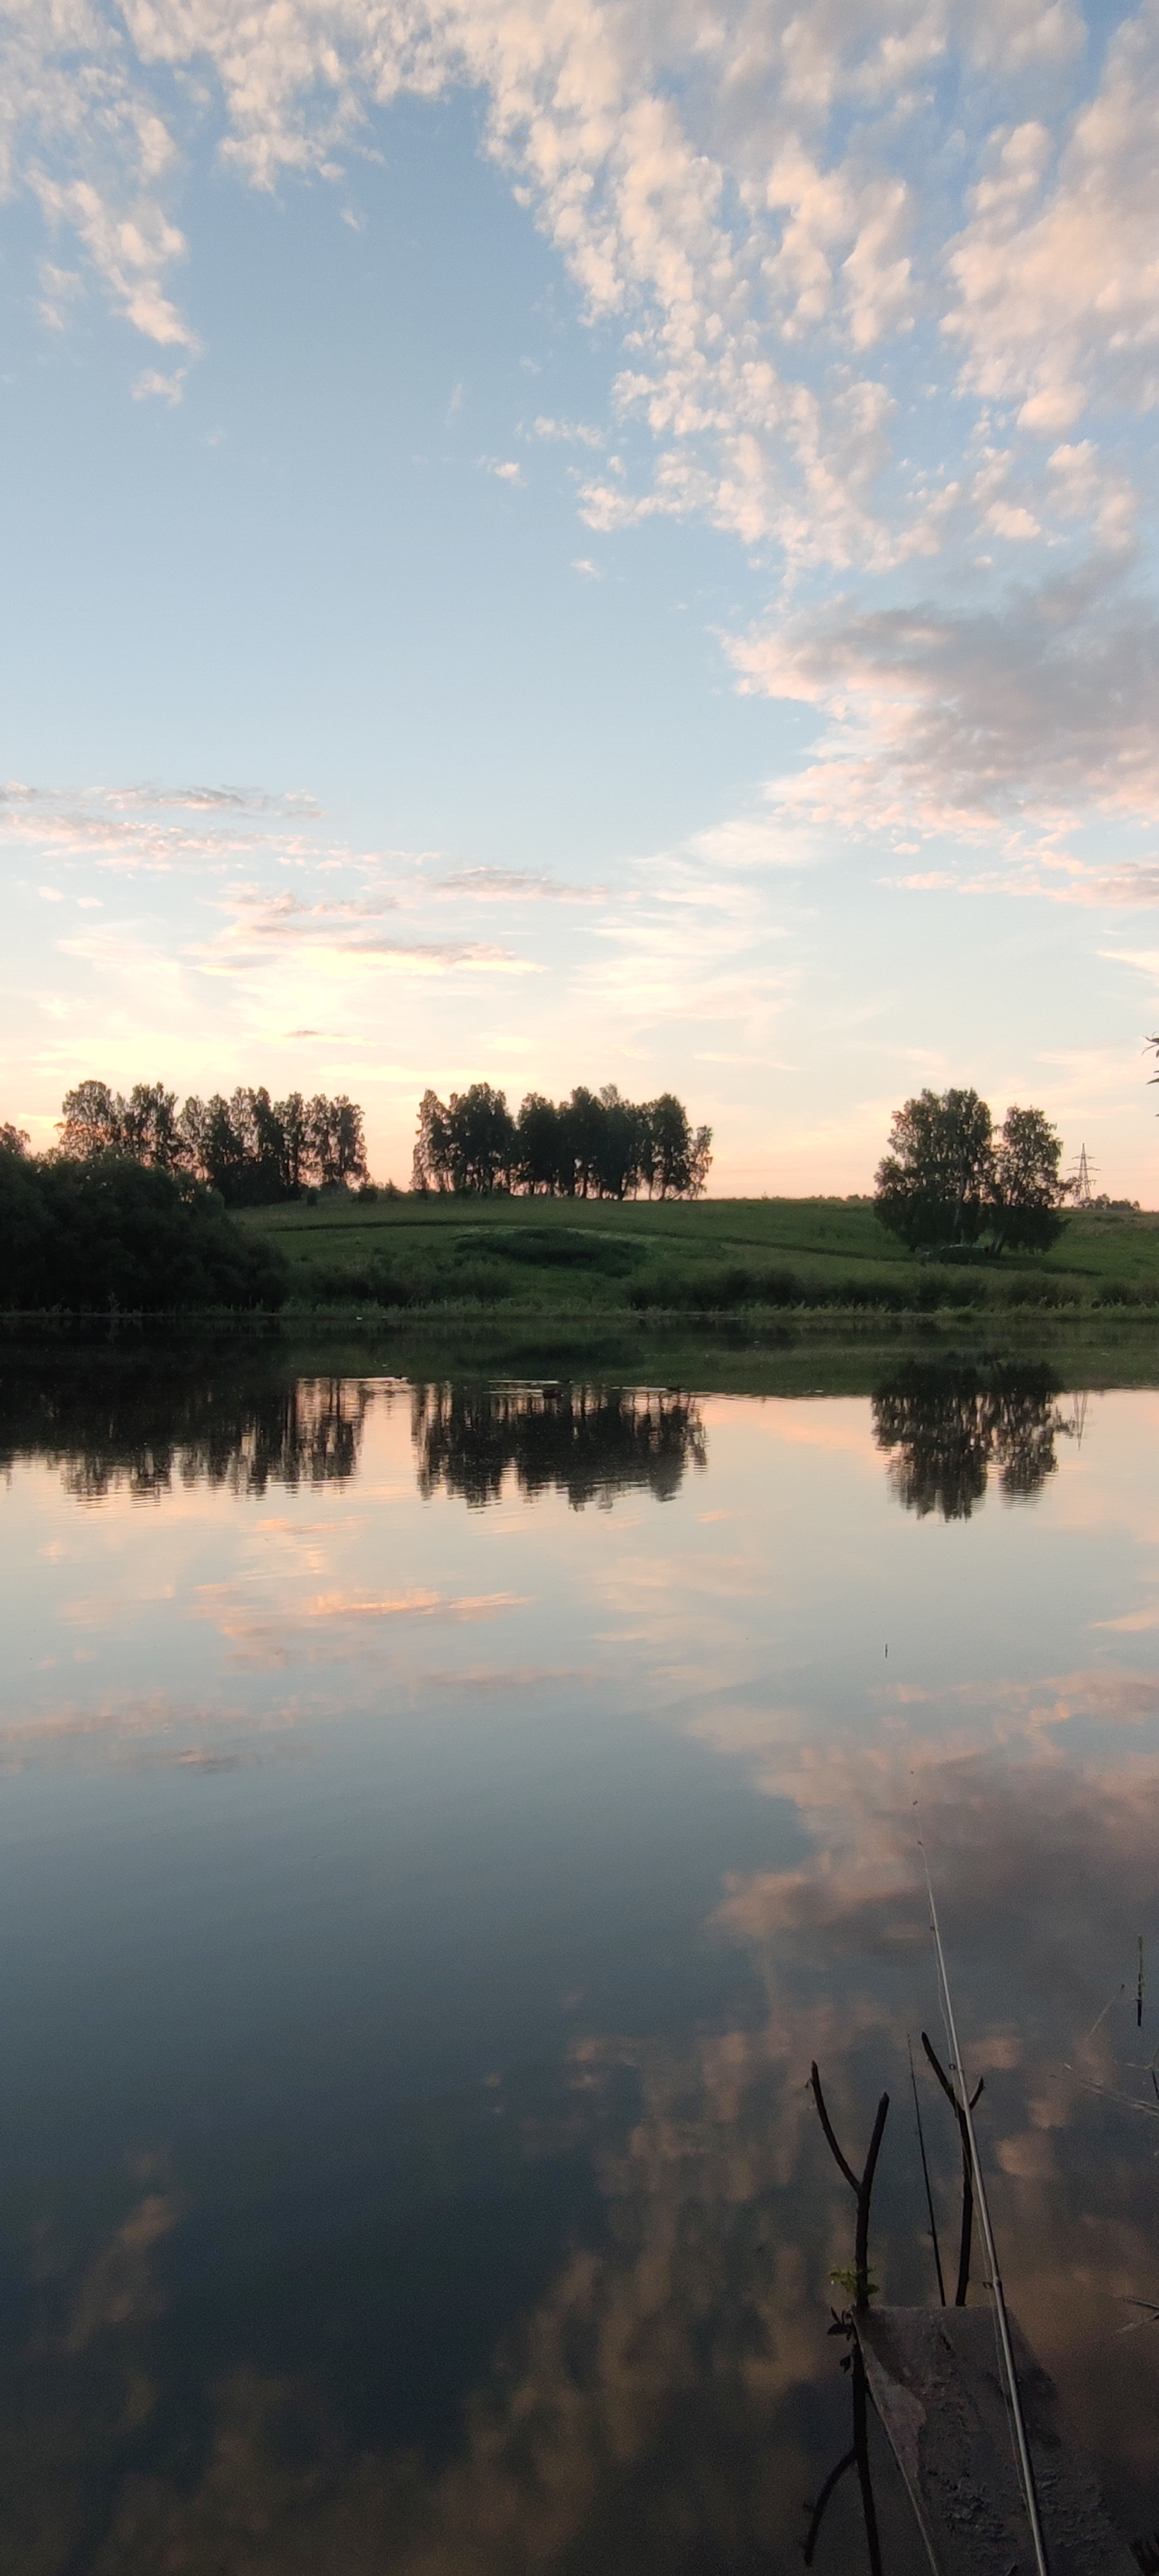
[1072,1144,1096,1208]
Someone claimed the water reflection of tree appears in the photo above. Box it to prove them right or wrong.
[0,1355,707,1512]
[871,1362,1069,1520]
[412,1383,706,1510]
[0,1349,372,1499]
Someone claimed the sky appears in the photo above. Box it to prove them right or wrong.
[2,0,1159,1194]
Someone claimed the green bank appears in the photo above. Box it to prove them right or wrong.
[237,1190,1159,1319]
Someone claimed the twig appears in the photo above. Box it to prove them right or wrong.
[803,2447,855,2565]
[915,1799,1050,2576]
[809,2063,890,2313]
[921,2032,983,2307]
[851,2339,883,2576]
[909,2033,945,2306]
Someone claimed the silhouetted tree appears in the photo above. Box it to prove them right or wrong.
[988,1105,1069,1252]
[54,1078,368,1204]
[645,1092,713,1199]
[515,1093,564,1194]
[874,1089,993,1249]
[875,1089,1067,1254]
[416,1083,711,1199]
[58,1079,125,1158]
[412,1088,453,1192]
[308,1094,368,1188]
[414,1084,516,1193]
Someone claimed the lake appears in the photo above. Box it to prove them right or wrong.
[2,1338,1158,2571]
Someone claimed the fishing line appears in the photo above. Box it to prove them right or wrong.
[912,1783,1051,2576]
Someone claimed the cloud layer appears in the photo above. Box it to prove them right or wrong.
[7,0,1159,880]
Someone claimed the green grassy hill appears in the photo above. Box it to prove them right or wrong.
[238,1192,1159,1317]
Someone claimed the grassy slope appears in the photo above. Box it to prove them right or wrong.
[238,1193,1159,1315]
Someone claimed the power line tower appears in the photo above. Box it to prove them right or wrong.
[1072,1143,1096,1208]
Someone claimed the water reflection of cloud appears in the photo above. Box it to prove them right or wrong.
[0,1690,303,1773]
[193,1580,531,1663]
[11,1741,1159,2563]
[63,2195,180,2356]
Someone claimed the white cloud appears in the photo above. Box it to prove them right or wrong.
[435,868,607,903]
[533,414,605,447]
[5,0,1159,871]
[944,6,1159,431]
[132,365,185,402]
[727,558,1159,845]
[9,0,1145,572]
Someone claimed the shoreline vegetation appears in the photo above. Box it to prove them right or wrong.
[4,1164,1159,1329]
[2,1077,1155,1334]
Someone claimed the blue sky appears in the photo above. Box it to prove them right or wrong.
[2,0,1159,1192]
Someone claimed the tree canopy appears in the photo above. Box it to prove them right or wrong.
[412,1084,712,1199]
[0,1145,289,1312]
[874,1089,1068,1253]
[57,1081,368,1206]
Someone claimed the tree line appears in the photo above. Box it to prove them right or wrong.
[54,1080,368,1206]
[874,1089,1068,1252]
[412,1083,712,1199]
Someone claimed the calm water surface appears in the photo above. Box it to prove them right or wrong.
[2,1348,1158,2570]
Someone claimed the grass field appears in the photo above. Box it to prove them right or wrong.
[237,1192,1159,1318]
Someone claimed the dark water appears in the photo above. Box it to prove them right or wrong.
[2,1344,1158,2571]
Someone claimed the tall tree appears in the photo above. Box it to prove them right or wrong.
[414,1081,710,1199]
[595,1086,646,1199]
[515,1094,563,1194]
[58,1081,124,1157]
[200,1094,250,1201]
[988,1106,1069,1251]
[874,1089,994,1250]
[274,1092,310,1196]
[445,1084,516,1193]
[308,1094,368,1188]
[646,1094,713,1199]
[119,1082,180,1169]
[412,1089,453,1192]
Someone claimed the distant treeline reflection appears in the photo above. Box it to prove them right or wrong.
[0,1355,706,1510]
[412,1383,706,1509]
[0,1353,371,1499]
[1,1349,1077,1520]
[872,1360,1070,1520]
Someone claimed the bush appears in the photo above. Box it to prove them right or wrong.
[0,1150,288,1311]
[493,1227,638,1276]
[296,1258,421,1307]
[1005,1276,1082,1308]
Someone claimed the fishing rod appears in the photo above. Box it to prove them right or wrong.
[914,1796,1051,2576]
